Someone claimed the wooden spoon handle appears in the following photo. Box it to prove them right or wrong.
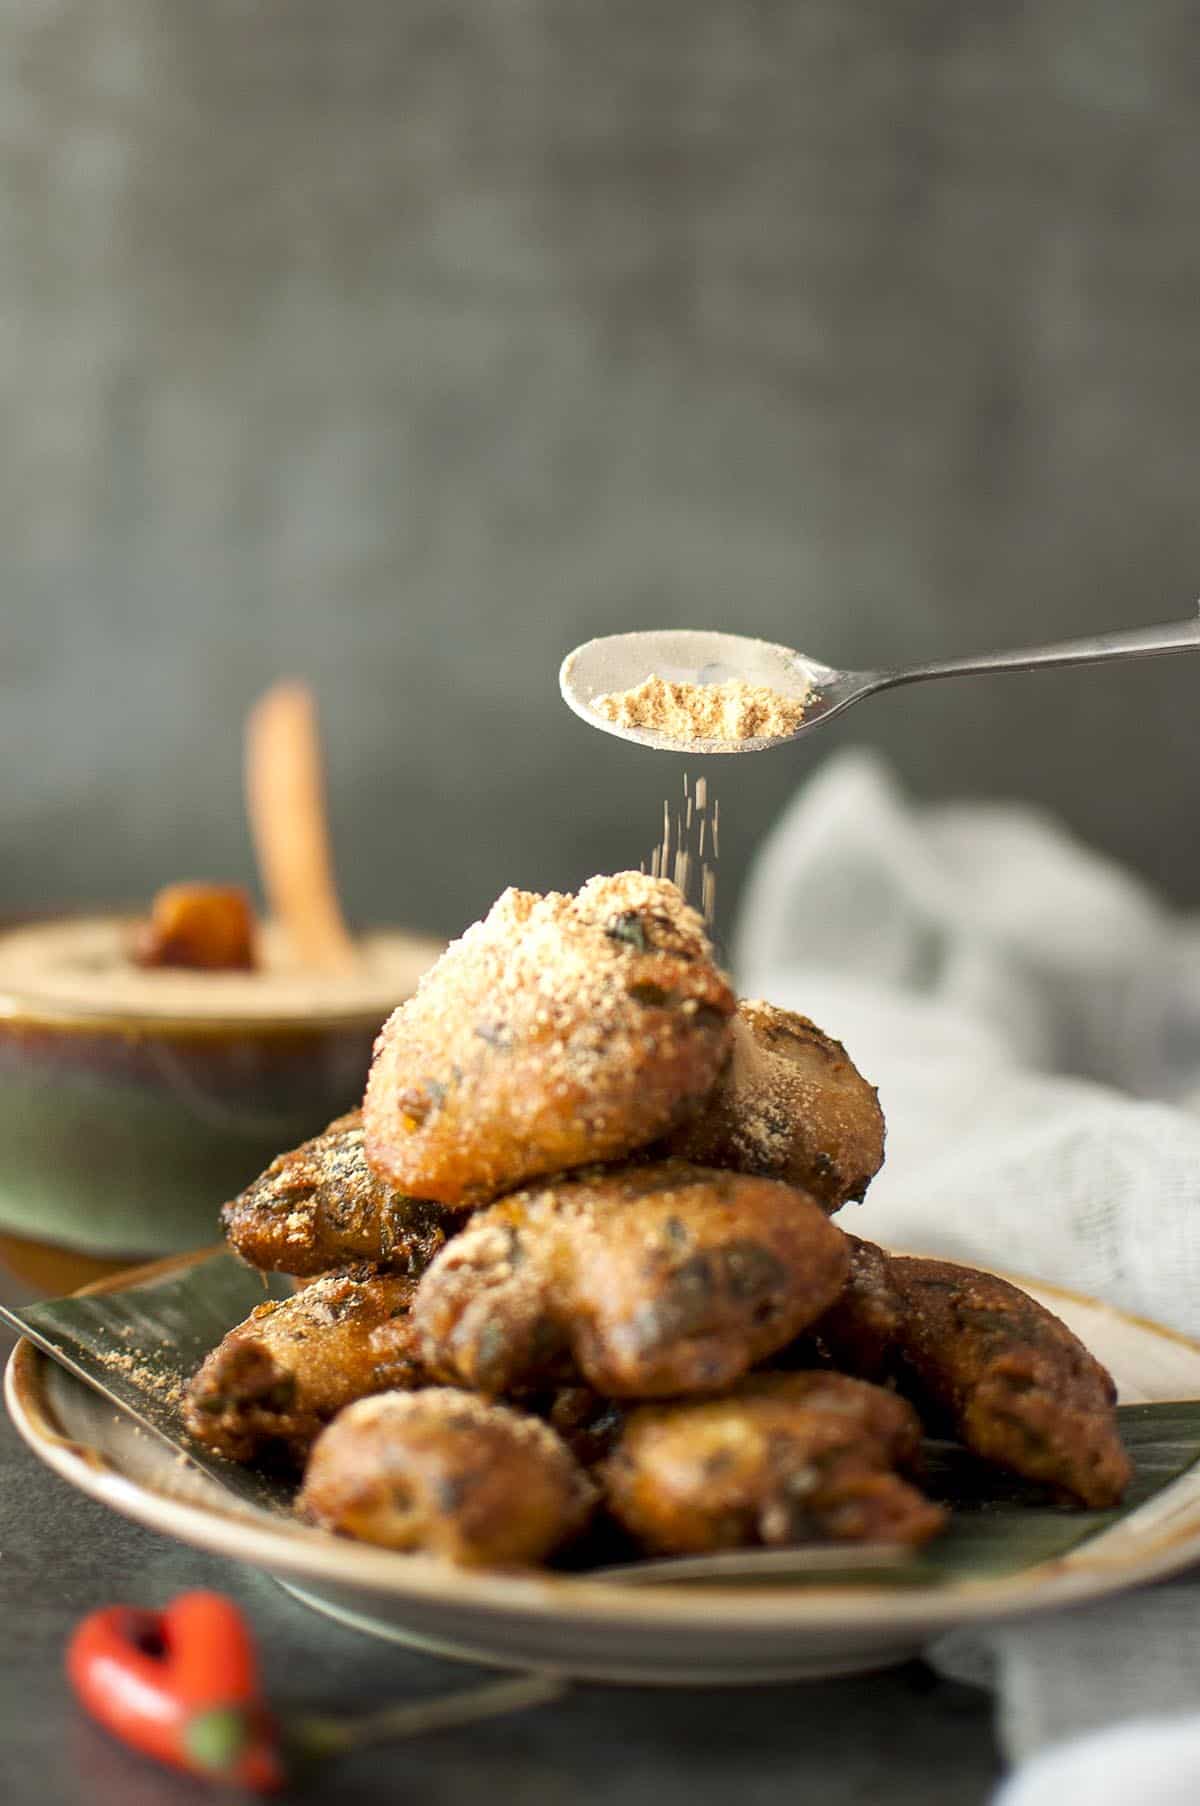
[244,681,359,973]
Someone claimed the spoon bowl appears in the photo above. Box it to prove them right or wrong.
[560,615,1200,757]
[559,629,842,754]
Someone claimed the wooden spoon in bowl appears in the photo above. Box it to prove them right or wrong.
[244,681,359,974]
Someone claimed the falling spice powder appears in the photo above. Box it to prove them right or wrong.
[594,674,811,745]
[644,772,718,926]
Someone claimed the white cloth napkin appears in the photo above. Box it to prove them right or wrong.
[993,1714,1200,1806]
[733,750,1200,1801]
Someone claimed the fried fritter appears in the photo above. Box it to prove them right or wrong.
[183,1267,425,1464]
[806,1234,905,1381]
[602,1371,945,1556]
[666,1001,884,1213]
[413,1160,850,1399]
[810,1241,1131,1508]
[297,1389,597,1567]
[363,874,737,1208]
[741,1369,926,1467]
[221,1111,452,1278]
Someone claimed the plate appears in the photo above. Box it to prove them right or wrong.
[8,1251,1200,1686]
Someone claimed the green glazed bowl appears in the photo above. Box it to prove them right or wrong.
[0,919,440,1258]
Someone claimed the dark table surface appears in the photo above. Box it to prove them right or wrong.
[0,1306,1001,1806]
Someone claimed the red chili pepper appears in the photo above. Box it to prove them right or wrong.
[66,1591,284,1792]
[68,1591,564,1788]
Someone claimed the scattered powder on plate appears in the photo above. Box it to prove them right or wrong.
[93,1343,184,1407]
[593,674,811,743]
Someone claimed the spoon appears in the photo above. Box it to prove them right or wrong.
[560,615,1200,755]
[244,680,360,972]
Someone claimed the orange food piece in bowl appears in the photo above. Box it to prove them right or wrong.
[132,884,258,972]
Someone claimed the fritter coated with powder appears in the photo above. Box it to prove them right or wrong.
[809,1240,1131,1508]
[603,1371,945,1555]
[297,1389,597,1567]
[183,1267,425,1464]
[363,874,737,1207]
[666,1001,884,1213]
[412,1160,850,1399]
[221,1111,452,1278]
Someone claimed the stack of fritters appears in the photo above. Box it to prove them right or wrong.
[185,872,1130,1570]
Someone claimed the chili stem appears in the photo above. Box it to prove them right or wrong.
[298,1672,568,1757]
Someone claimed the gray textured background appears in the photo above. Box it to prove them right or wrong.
[4,2,1199,945]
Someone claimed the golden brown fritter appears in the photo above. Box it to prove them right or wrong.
[132,882,257,970]
[221,1112,452,1278]
[602,1371,945,1556]
[809,1241,1131,1508]
[805,1235,905,1382]
[413,1160,850,1399]
[738,1369,926,1469]
[666,1001,885,1213]
[183,1267,425,1464]
[297,1389,597,1567]
[363,874,737,1208]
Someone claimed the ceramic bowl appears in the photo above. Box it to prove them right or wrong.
[0,916,440,1258]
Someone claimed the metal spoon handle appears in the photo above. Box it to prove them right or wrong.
[874,612,1200,695]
